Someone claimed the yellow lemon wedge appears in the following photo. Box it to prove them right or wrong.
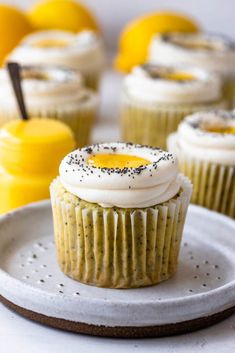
[115,11,199,73]
[88,154,151,169]
[28,0,100,33]
[0,4,33,65]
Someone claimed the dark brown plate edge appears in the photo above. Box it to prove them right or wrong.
[1,295,234,338]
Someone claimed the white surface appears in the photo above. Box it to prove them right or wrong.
[0,304,235,353]
[1,201,234,328]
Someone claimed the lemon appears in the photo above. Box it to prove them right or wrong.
[0,4,33,65]
[115,11,199,73]
[28,0,99,33]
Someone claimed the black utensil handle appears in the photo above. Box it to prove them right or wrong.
[7,62,28,121]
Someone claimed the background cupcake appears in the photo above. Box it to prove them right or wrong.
[7,29,105,90]
[168,111,235,218]
[149,33,235,108]
[50,142,192,289]
[0,65,98,147]
[121,64,225,149]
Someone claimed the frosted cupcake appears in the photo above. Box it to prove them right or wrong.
[168,111,235,218]
[0,65,98,147]
[8,30,105,90]
[121,64,225,149]
[149,33,235,108]
[50,142,192,288]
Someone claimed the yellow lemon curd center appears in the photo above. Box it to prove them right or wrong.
[162,71,196,82]
[148,66,196,82]
[87,153,151,169]
[32,38,69,48]
[202,125,235,134]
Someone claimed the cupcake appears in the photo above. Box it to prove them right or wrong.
[149,33,235,108]
[50,142,192,288]
[121,64,225,149]
[8,30,105,90]
[0,65,98,147]
[168,111,235,218]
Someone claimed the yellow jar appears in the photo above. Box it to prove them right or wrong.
[0,118,75,214]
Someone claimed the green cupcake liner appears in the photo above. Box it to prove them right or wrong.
[82,70,102,91]
[222,78,235,109]
[121,93,227,150]
[0,94,98,148]
[50,176,192,289]
[169,145,235,218]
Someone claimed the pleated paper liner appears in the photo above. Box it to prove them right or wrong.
[83,70,102,91]
[222,77,235,109]
[0,92,98,148]
[179,156,234,218]
[50,176,192,289]
[121,93,227,150]
[168,136,235,218]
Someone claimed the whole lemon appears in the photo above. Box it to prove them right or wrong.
[0,4,33,65]
[115,11,199,73]
[28,0,99,33]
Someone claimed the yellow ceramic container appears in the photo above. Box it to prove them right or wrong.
[0,118,75,214]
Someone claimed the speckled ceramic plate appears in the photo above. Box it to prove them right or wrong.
[0,200,235,338]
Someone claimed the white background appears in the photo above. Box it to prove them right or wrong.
[4,0,235,49]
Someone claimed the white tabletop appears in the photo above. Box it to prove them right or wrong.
[1,67,235,353]
[1,302,235,353]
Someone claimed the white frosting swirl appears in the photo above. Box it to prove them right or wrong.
[123,64,222,104]
[59,142,181,208]
[8,30,105,73]
[149,33,235,77]
[168,111,235,165]
[0,65,98,110]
